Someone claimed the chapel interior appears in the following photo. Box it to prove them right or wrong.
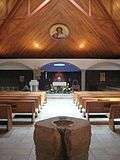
[0,0,120,160]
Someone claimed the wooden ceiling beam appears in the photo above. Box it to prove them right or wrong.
[28,0,51,17]
[68,0,92,16]
[110,0,113,16]
[0,0,24,32]
[5,0,10,17]
[95,0,120,40]
[89,0,92,16]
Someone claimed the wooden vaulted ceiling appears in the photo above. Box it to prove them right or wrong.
[0,0,120,58]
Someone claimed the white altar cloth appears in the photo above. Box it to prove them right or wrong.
[52,82,67,86]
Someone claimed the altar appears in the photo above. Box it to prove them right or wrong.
[50,82,71,94]
[52,82,67,87]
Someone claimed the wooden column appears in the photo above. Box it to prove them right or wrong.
[81,70,86,91]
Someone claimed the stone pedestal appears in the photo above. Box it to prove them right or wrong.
[34,116,91,160]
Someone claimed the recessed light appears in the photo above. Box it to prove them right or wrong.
[79,40,86,49]
[33,42,40,49]
[54,63,65,67]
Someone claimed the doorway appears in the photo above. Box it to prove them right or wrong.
[39,62,81,93]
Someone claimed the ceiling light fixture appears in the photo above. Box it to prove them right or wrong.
[79,41,86,49]
[54,63,65,67]
[33,42,40,49]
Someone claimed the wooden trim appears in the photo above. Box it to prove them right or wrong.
[68,0,92,17]
[0,104,13,131]
[28,0,51,17]
[89,0,92,16]
[0,0,24,33]
[7,106,13,131]
[95,0,120,40]
[110,0,113,16]
[68,0,88,16]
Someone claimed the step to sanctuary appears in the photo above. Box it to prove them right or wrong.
[47,93,72,99]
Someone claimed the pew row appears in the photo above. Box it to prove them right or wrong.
[109,104,120,131]
[73,92,120,130]
[0,91,47,123]
[73,91,120,107]
[0,104,13,131]
[0,91,47,106]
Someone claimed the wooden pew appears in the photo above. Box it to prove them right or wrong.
[0,95,41,111]
[0,91,47,123]
[82,98,120,119]
[109,104,120,131]
[78,93,120,108]
[84,99,110,119]
[0,99,38,123]
[0,91,47,107]
[0,104,13,131]
[73,91,120,119]
[40,91,47,105]
[73,91,120,111]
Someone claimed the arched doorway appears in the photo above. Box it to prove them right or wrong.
[39,62,81,93]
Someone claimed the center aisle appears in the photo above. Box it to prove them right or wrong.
[37,96,83,121]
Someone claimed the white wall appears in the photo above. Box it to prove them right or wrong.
[0,61,31,70]
[0,59,120,70]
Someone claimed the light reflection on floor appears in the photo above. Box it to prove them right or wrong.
[38,98,84,121]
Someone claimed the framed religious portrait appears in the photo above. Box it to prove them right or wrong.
[100,72,106,82]
[19,76,24,82]
[50,24,69,39]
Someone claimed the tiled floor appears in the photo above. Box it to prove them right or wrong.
[0,97,120,160]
